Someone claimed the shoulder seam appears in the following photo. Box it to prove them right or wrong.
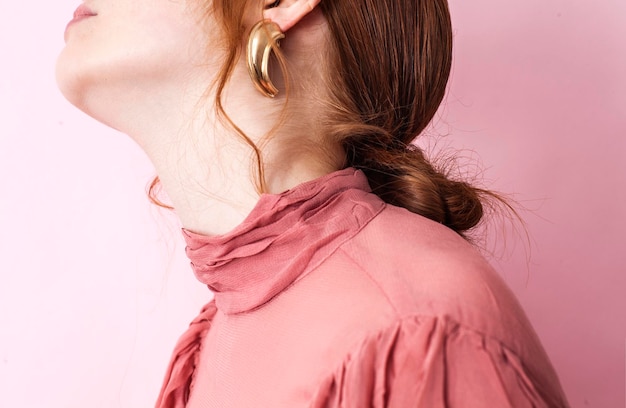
[336,246,402,318]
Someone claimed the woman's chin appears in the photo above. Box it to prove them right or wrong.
[55,48,90,109]
[55,51,117,130]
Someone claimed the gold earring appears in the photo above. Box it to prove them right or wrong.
[246,20,285,98]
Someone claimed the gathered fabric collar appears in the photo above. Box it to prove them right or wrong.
[182,167,385,315]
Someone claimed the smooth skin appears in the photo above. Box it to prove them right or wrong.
[56,0,338,236]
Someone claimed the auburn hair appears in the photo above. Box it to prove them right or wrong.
[150,0,505,236]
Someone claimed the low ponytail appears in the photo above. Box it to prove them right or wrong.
[320,0,492,236]
[345,139,484,234]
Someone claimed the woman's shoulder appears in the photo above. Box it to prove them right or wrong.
[313,203,570,407]
[338,201,534,349]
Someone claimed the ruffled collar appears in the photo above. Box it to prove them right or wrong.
[182,167,385,315]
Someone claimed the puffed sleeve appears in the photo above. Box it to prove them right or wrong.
[309,315,569,408]
[155,301,218,408]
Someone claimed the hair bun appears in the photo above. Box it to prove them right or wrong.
[349,144,484,236]
[437,178,484,232]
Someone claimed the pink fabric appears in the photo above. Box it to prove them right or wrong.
[155,302,217,408]
[182,169,382,315]
[156,168,570,407]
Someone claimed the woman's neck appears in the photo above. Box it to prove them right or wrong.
[117,71,341,237]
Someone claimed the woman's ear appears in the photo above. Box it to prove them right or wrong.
[263,0,321,32]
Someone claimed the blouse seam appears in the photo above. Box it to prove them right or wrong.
[333,247,528,355]
[336,246,402,318]
[331,307,529,368]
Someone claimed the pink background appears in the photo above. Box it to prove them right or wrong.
[1,1,624,407]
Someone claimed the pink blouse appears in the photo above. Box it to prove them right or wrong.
[155,168,570,407]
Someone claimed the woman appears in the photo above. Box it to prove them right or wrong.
[56,0,570,406]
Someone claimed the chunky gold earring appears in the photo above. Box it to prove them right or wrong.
[246,20,285,98]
